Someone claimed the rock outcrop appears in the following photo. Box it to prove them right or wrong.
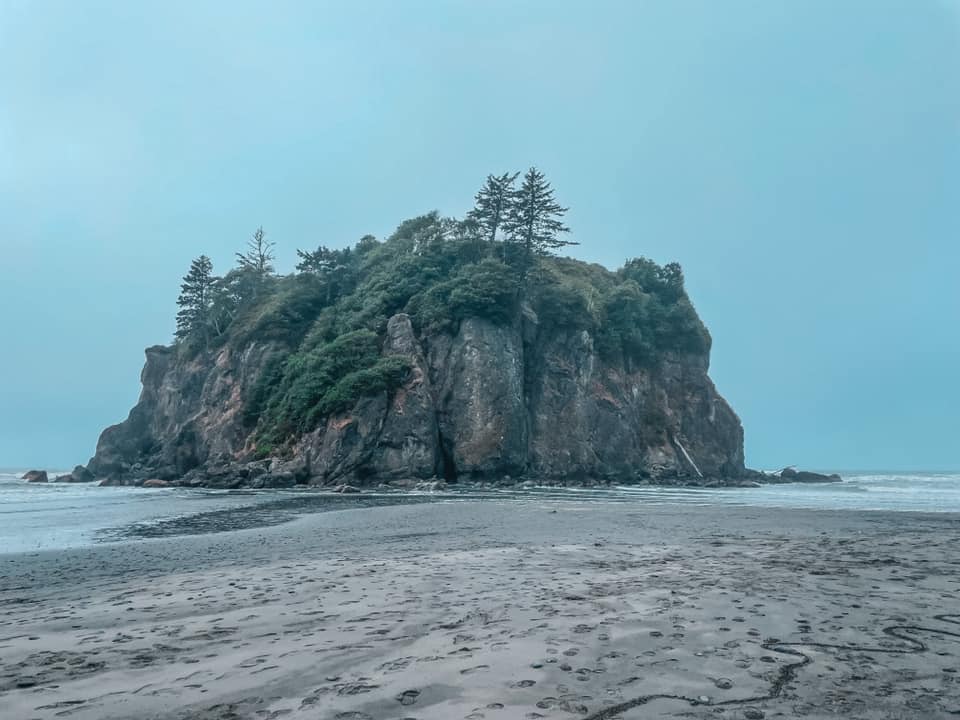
[83,306,746,488]
[772,467,842,483]
[22,470,48,483]
[87,341,282,485]
[54,465,95,483]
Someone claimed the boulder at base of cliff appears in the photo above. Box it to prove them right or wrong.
[22,470,48,483]
[778,467,841,483]
[54,465,96,483]
[142,478,171,488]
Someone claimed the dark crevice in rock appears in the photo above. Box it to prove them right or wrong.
[438,429,458,482]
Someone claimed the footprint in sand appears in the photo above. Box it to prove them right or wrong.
[461,664,490,674]
[511,679,537,688]
[396,689,420,705]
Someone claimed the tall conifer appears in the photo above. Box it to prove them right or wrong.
[467,172,520,245]
[175,255,214,342]
[504,167,575,277]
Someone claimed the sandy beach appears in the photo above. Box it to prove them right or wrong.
[2,499,959,720]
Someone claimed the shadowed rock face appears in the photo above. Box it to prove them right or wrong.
[85,311,745,487]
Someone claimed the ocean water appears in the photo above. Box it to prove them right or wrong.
[1,470,958,554]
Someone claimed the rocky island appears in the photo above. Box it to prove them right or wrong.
[79,180,752,491]
[76,170,831,490]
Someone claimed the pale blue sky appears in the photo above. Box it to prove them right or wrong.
[2,1,958,470]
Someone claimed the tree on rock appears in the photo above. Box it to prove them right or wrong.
[236,226,275,278]
[175,255,215,343]
[296,244,338,275]
[504,167,574,278]
[296,244,354,303]
[468,172,519,245]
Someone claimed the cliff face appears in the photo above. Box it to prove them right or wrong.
[87,311,744,488]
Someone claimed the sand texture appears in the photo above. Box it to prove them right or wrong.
[2,501,959,719]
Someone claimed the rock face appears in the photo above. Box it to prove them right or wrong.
[83,311,746,488]
[87,342,282,486]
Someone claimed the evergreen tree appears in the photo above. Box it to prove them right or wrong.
[467,172,519,245]
[295,244,350,303]
[504,167,575,277]
[295,244,338,275]
[175,255,215,342]
[236,226,275,277]
[207,269,250,338]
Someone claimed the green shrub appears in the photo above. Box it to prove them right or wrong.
[410,259,519,332]
[531,277,597,333]
[304,356,411,428]
[254,331,411,443]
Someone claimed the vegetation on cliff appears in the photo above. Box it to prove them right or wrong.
[173,168,710,451]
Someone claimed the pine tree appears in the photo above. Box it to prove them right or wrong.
[295,244,337,275]
[175,255,215,342]
[236,226,275,277]
[504,167,575,277]
[296,244,346,303]
[467,172,520,245]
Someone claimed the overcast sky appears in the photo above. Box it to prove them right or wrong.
[2,0,959,471]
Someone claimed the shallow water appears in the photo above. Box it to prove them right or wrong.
[511,471,960,513]
[1,470,957,553]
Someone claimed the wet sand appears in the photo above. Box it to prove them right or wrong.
[2,500,959,719]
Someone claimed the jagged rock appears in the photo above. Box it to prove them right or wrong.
[371,315,441,479]
[142,478,171,488]
[22,470,48,483]
[85,342,280,485]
